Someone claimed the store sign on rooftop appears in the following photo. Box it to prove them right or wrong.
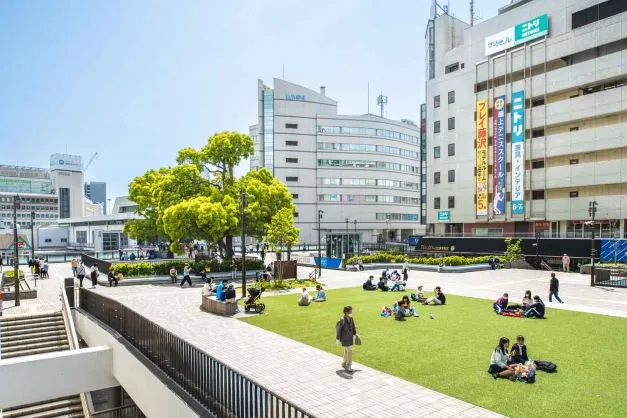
[484,14,548,56]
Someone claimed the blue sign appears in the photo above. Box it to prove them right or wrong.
[511,90,525,215]
[285,94,305,101]
[313,257,342,269]
[408,236,420,246]
[493,95,506,216]
[600,240,627,263]
[437,211,450,221]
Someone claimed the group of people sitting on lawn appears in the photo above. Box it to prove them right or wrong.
[202,277,237,303]
[298,285,327,306]
[493,290,545,318]
[380,286,447,320]
[489,335,536,383]
[362,267,409,292]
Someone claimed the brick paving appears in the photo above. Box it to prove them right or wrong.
[0,265,68,317]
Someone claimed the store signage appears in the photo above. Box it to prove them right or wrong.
[475,99,489,216]
[493,95,506,216]
[484,14,549,56]
[437,211,450,221]
[511,90,525,215]
[285,93,305,101]
[50,153,83,172]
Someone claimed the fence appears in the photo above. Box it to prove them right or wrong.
[593,268,627,288]
[91,405,145,418]
[79,290,314,418]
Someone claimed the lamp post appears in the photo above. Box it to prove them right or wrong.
[589,201,598,287]
[353,219,357,255]
[345,218,349,259]
[384,218,390,245]
[240,190,248,298]
[317,210,323,277]
[12,195,20,306]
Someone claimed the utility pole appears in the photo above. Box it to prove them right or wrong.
[13,195,20,306]
[240,190,248,298]
[317,210,323,278]
[354,220,358,255]
[345,218,349,259]
[589,201,598,287]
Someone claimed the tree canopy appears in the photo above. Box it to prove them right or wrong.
[125,131,295,258]
[266,208,300,254]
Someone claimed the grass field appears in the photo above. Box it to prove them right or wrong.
[240,288,627,418]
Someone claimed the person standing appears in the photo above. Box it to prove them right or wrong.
[90,264,99,289]
[549,272,564,303]
[336,306,359,372]
[71,257,79,277]
[76,261,86,288]
[180,263,192,287]
[562,253,570,273]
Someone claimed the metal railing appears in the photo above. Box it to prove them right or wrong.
[79,290,314,418]
[91,404,145,418]
[593,268,627,288]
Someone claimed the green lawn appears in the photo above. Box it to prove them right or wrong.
[240,288,627,418]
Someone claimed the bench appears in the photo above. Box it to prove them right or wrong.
[201,295,240,316]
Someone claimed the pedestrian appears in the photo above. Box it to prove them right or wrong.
[76,261,86,288]
[71,257,79,277]
[108,271,118,287]
[561,253,570,272]
[336,306,360,372]
[169,266,178,283]
[402,261,409,281]
[90,264,99,289]
[42,260,49,279]
[549,272,564,303]
[180,263,192,287]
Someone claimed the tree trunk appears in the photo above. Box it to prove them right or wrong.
[224,235,234,259]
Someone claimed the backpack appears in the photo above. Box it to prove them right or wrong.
[535,360,557,373]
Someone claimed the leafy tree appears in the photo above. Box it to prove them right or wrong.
[503,238,523,262]
[266,208,300,260]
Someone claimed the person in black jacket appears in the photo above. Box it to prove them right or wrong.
[524,296,545,318]
[549,272,564,303]
[509,335,529,365]
[336,306,358,372]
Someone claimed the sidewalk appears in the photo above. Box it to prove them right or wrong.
[0,266,65,317]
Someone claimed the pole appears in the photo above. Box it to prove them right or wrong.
[345,218,349,259]
[12,195,20,306]
[354,220,357,255]
[317,210,323,278]
[240,191,247,298]
[31,211,36,287]
[589,201,597,287]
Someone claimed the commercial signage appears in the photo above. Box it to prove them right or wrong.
[50,154,83,172]
[285,93,305,101]
[437,211,450,221]
[511,90,525,215]
[484,14,549,56]
[600,240,627,263]
[475,99,489,216]
[493,95,506,216]
[408,236,420,246]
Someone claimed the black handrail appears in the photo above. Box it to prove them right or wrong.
[79,289,314,418]
[91,404,145,418]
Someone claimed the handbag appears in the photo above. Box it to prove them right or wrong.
[354,335,362,345]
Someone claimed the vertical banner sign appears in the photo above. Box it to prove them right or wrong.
[511,90,526,215]
[493,96,506,215]
[476,99,489,216]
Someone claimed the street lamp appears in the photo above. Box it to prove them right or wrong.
[353,219,357,255]
[240,190,248,298]
[12,195,21,306]
[345,218,349,259]
[589,201,598,287]
[384,218,390,244]
[317,210,324,278]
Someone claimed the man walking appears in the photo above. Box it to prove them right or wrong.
[180,263,192,287]
[71,257,79,277]
[562,253,570,273]
[549,272,564,303]
[76,261,86,287]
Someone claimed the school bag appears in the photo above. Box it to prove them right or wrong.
[534,360,557,373]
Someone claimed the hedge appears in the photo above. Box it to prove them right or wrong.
[2,270,25,279]
[110,259,264,278]
[346,254,492,266]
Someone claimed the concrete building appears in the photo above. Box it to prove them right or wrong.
[425,0,627,238]
[84,181,107,214]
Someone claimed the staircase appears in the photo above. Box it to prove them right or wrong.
[0,312,84,418]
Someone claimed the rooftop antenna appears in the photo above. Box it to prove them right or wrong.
[470,0,474,26]
[376,93,387,118]
[282,64,285,80]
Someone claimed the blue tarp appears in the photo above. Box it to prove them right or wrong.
[600,240,627,263]
[313,257,343,269]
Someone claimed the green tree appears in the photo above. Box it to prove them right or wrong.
[503,238,523,262]
[266,208,300,260]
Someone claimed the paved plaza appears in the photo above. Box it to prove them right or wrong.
[0,266,63,317]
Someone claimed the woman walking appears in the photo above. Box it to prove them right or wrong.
[336,306,359,372]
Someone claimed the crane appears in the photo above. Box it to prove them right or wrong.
[84,152,98,172]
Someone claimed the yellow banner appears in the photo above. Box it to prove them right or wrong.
[476,99,489,216]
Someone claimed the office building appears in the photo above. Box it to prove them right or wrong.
[425,0,627,238]
[250,79,423,256]
[84,181,107,214]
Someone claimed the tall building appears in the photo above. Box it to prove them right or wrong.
[425,0,627,238]
[84,181,107,213]
[250,79,424,255]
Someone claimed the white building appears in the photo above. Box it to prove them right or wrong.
[425,0,627,238]
[250,79,424,257]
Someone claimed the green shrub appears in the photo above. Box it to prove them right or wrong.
[110,259,264,277]
[3,270,25,279]
[253,279,321,291]
[346,254,491,266]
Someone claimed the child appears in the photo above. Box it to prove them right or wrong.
[524,296,545,318]
[313,285,326,302]
[411,285,425,302]
[336,306,358,372]
[298,287,312,306]
[488,337,515,380]
[363,276,377,291]
[509,335,529,365]
[493,293,509,314]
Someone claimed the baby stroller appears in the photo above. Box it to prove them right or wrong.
[244,287,266,313]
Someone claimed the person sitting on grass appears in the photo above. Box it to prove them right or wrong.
[508,290,531,311]
[423,286,446,305]
[411,285,426,303]
[313,285,327,302]
[509,335,529,365]
[524,295,545,318]
[493,293,509,314]
[488,337,516,380]
[298,287,312,306]
[377,277,389,292]
[363,276,377,291]
[393,295,418,320]
[224,283,236,303]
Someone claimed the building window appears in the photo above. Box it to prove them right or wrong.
[531,97,545,107]
[286,157,298,163]
[448,90,455,104]
[286,176,298,182]
[570,126,579,132]
[448,170,455,183]
[434,120,440,133]
[532,128,545,138]
[434,197,441,209]
[532,160,545,169]
[434,172,441,184]
[286,140,298,146]
[76,231,87,244]
[434,95,440,108]
[285,123,298,129]
[44,238,52,243]
[570,159,579,165]
[448,196,455,208]
[569,191,579,198]
[293,212,299,218]
[445,62,459,74]
[448,143,455,156]
[448,117,455,130]
[59,188,70,219]
[434,146,441,159]
[291,194,299,199]
[572,0,626,30]
[532,190,545,200]
[263,89,275,174]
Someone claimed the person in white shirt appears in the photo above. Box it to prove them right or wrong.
[76,262,86,288]
[488,337,515,380]
[180,263,192,287]
[298,287,312,306]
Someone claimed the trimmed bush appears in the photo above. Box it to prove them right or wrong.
[3,270,25,279]
[346,254,491,266]
[110,259,264,277]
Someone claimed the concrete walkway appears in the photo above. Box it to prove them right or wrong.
[49,263,502,418]
[0,266,64,317]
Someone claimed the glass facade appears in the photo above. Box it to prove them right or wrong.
[263,90,274,174]
[318,159,419,173]
[0,178,51,194]
[376,213,419,221]
[318,194,420,204]
[317,126,419,144]
[103,232,129,251]
[420,103,427,225]
[318,178,419,189]
[59,188,70,219]
[317,143,418,159]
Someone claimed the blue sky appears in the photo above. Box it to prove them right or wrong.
[0,0,496,199]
